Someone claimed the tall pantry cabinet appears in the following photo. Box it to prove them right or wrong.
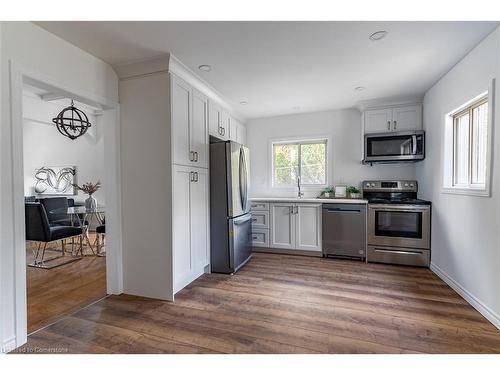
[170,74,210,293]
[119,55,245,301]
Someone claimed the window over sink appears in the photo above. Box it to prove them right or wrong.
[272,138,327,187]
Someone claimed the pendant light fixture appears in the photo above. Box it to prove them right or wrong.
[52,99,92,140]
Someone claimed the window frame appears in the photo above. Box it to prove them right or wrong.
[270,137,330,190]
[442,83,494,197]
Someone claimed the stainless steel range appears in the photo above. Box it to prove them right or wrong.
[363,180,431,267]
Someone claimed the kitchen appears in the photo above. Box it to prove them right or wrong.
[3,19,500,358]
[245,103,429,268]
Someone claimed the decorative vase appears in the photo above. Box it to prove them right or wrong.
[349,193,361,199]
[324,192,331,198]
[85,195,97,210]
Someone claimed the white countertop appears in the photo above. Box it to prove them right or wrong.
[251,197,368,204]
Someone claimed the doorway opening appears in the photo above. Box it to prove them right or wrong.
[22,81,109,333]
[8,63,123,345]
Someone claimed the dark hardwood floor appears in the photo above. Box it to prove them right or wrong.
[18,252,500,353]
[26,236,107,334]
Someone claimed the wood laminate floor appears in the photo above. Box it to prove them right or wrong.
[26,235,107,334]
[17,252,500,354]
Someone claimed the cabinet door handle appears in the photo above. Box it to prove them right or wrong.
[194,152,198,162]
[195,172,199,182]
[189,151,194,162]
[190,171,195,182]
[387,121,391,130]
[393,120,397,130]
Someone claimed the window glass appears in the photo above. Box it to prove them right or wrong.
[273,140,327,186]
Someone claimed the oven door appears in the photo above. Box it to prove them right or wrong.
[368,204,431,249]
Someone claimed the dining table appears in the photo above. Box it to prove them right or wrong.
[49,206,105,256]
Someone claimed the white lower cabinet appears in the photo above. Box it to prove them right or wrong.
[251,229,270,248]
[270,203,295,249]
[173,165,209,293]
[295,203,322,251]
[269,203,322,253]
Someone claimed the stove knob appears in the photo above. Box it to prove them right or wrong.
[371,183,375,187]
[404,183,409,187]
[366,183,371,188]
[410,183,414,188]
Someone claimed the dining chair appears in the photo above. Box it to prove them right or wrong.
[25,203,83,269]
[95,224,106,256]
[39,197,73,226]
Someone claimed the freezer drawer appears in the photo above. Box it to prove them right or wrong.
[322,204,367,259]
[251,229,269,248]
[229,213,253,272]
[367,245,430,267]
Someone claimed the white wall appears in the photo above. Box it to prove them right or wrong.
[247,109,416,198]
[0,22,119,351]
[416,27,500,327]
[22,93,105,204]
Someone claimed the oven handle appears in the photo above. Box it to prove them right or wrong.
[369,206,430,212]
[374,248,424,255]
[412,135,417,155]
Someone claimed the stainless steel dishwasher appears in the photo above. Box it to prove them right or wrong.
[322,203,367,260]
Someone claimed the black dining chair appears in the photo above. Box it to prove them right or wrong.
[95,224,106,256]
[39,197,73,227]
[25,203,83,269]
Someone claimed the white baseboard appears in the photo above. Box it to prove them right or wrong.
[430,262,500,329]
[2,336,17,354]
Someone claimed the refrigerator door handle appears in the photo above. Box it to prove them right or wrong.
[233,213,252,226]
[239,147,248,211]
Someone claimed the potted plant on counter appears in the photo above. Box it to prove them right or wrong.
[320,186,334,198]
[347,186,361,199]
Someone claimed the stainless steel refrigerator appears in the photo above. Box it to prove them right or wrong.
[210,140,252,273]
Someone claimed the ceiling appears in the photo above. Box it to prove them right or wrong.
[36,21,499,119]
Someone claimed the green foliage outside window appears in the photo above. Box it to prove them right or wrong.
[273,141,326,186]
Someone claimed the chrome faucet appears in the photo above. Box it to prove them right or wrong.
[297,176,304,198]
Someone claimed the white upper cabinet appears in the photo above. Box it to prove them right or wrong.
[392,105,422,132]
[364,108,393,133]
[171,75,192,166]
[229,116,247,145]
[171,74,208,168]
[208,100,229,140]
[229,117,238,142]
[191,89,209,168]
[220,109,231,140]
[364,104,422,133]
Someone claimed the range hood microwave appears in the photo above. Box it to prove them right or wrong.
[363,130,425,164]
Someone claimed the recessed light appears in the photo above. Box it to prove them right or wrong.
[369,31,388,41]
[355,86,366,92]
[240,101,248,105]
[198,64,212,72]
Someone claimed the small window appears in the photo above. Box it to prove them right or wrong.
[272,139,327,187]
[444,92,491,195]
